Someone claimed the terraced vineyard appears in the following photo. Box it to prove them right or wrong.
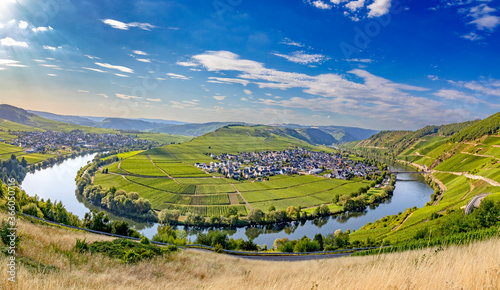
[94,125,377,218]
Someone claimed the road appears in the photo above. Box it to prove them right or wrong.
[464,193,490,215]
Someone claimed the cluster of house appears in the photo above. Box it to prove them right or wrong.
[195,148,380,180]
[11,130,152,153]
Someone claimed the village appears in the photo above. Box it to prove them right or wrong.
[195,148,381,180]
[8,130,152,153]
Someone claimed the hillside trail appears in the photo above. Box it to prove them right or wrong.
[391,212,414,232]
[145,154,180,184]
[460,151,500,161]
[231,184,252,211]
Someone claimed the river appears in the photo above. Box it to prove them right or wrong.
[21,154,433,246]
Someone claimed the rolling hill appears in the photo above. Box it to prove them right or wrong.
[345,112,500,246]
[27,110,98,127]
[94,118,165,131]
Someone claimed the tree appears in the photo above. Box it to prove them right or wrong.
[268,205,276,212]
[248,208,264,224]
[286,206,300,220]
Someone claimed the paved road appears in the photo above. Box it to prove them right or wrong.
[464,193,490,215]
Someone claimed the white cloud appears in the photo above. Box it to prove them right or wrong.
[47,74,57,77]
[306,0,332,10]
[367,0,391,17]
[116,94,142,100]
[208,77,250,86]
[84,55,100,60]
[434,89,482,104]
[281,38,305,47]
[241,97,249,101]
[18,21,28,29]
[132,50,148,55]
[244,89,252,95]
[101,19,156,31]
[82,67,107,73]
[0,59,27,68]
[0,37,28,47]
[345,0,365,12]
[462,80,500,97]
[146,98,161,102]
[167,73,190,80]
[98,94,109,98]
[427,75,439,81]
[95,62,134,74]
[183,50,455,127]
[273,51,330,65]
[40,64,60,68]
[467,4,500,31]
[77,90,89,93]
[43,45,61,50]
[114,73,129,78]
[136,58,151,63]
[345,58,373,63]
[461,32,483,41]
[213,95,226,101]
[32,26,53,32]
[177,61,199,67]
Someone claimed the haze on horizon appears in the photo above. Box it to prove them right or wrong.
[0,0,499,131]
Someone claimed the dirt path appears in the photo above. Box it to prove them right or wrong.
[460,151,500,161]
[432,170,500,187]
[228,193,239,205]
[391,212,414,232]
[231,184,252,211]
[461,180,476,201]
[145,154,179,184]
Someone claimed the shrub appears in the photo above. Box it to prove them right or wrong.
[214,243,224,253]
[140,237,150,245]
[21,203,44,218]
[74,238,88,253]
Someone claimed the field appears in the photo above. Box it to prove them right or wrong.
[94,126,371,218]
[1,210,499,289]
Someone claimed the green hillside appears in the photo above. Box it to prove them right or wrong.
[346,113,500,246]
[90,125,382,222]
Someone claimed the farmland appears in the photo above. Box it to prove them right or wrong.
[93,125,381,220]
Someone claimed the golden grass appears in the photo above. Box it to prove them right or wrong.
[1,212,499,290]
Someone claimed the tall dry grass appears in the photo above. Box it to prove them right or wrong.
[0,212,499,290]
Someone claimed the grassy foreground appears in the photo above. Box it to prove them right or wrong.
[1,211,499,289]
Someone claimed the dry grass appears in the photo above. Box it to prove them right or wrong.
[1,213,499,290]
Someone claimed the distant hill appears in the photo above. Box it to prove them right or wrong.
[28,110,98,126]
[353,120,479,154]
[277,124,378,144]
[0,104,114,133]
[94,118,165,131]
[151,122,248,137]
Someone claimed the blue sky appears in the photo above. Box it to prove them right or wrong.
[0,0,499,130]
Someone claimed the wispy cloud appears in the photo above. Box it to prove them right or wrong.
[346,58,373,63]
[84,55,100,60]
[136,58,151,63]
[147,98,161,102]
[32,26,53,32]
[467,4,500,31]
[97,94,109,98]
[101,19,156,31]
[273,51,330,65]
[167,73,190,80]
[213,95,226,101]
[116,94,142,100]
[281,38,305,47]
[177,61,199,67]
[132,50,148,56]
[43,45,61,50]
[0,37,28,47]
[114,73,130,78]
[0,59,27,68]
[95,62,134,74]
[82,67,107,73]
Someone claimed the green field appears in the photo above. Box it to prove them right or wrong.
[93,126,376,218]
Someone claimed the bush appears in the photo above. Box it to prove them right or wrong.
[1,219,20,247]
[214,243,224,253]
[21,203,43,218]
[74,238,88,253]
[140,237,150,245]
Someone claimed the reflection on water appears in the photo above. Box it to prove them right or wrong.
[21,155,433,246]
